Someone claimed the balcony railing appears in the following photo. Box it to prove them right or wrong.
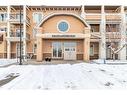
[106,32,121,39]
[9,32,30,40]
[10,14,23,21]
[10,32,23,37]
[90,32,101,38]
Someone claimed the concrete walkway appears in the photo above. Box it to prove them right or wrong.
[23,60,85,65]
[0,73,19,87]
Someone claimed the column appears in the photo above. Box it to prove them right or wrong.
[23,5,27,59]
[99,5,106,59]
[37,37,43,61]
[119,6,126,60]
[81,5,86,18]
[7,41,11,59]
[83,37,90,62]
[7,5,11,59]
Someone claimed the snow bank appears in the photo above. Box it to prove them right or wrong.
[0,59,17,67]
[0,63,127,89]
[91,59,127,64]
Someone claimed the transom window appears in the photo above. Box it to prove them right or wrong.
[57,20,69,32]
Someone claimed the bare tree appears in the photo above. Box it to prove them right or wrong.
[91,19,126,60]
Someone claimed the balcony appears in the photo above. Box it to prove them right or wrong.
[91,32,101,38]
[106,32,121,42]
[105,14,121,22]
[10,32,23,37]
[10,14,23,24]
[85,14,101,23]
[7,32,30,41]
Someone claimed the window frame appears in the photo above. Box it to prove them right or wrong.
[0,13,7,21]
[33,12,43,25]
[57,20,70,33]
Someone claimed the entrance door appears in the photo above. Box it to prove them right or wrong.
[52,42,62,59]
[64,42,76,60]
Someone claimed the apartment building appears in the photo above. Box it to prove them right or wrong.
[0,5,127,62]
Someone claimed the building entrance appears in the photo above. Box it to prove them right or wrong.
[52,42,76,60]
[64,42,76,60]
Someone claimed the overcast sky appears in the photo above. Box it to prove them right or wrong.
[0,0,127,6]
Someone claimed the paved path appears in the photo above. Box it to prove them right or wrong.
[23,60,85,65]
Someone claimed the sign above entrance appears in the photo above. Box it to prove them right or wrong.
[36,33,90,39]
[52,35,75,38]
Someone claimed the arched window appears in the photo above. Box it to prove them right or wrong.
[33,12,43,25]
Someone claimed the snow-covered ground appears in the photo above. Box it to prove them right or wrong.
[0,63,127,89]
[0,59,17,67]
[92,59,127,64]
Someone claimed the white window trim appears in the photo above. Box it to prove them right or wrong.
[57,20,70,33]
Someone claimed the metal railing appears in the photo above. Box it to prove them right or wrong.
[106,32,121,39]
[10,32,23,37]
[9,32,30,40]
[10,14,23,21]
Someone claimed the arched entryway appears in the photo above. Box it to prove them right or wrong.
[36,13,91,62]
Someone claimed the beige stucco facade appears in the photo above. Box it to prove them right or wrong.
[36,13,90,61]
[0,5,127,62]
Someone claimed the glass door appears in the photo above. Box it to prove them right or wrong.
[52,42,63,58]
[64,42,76,60]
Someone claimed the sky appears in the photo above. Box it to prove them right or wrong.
[0,0,127,6]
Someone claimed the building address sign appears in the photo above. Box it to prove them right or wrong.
[52,35,76,38]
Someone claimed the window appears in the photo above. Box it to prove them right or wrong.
[90,24,100,32]
[0,13,7,21]
[52,42,62,58]
[33,44,37,54]
[57,20,69,32]
[106,24,120,32]
[33,13,43,25]
[0,27,7,32]
[90,44,94,56]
